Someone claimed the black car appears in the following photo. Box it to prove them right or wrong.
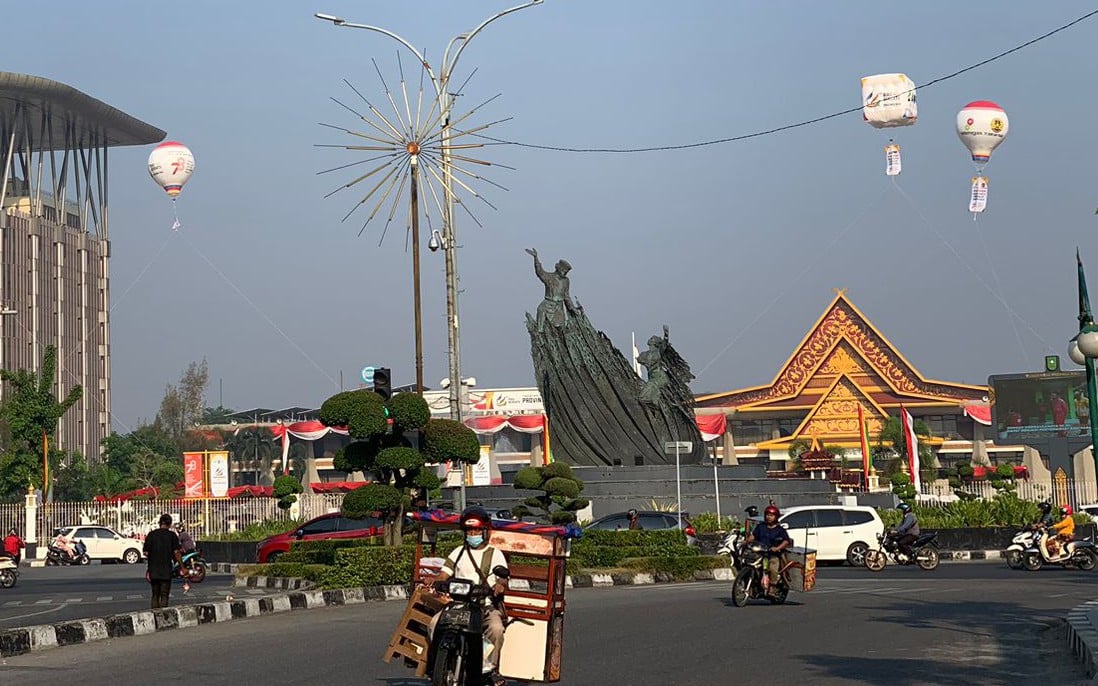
[584,510,697,545]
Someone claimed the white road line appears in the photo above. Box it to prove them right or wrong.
[64,598,83,603]
[2,600,22,607]
[34,599,54,605]
[126,594,143,600]
[96,596,112,601]
[0,603,71,623]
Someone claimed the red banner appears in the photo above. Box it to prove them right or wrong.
[183,452,206,498]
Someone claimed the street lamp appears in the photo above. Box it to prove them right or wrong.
[314,2,546,457]
[1069,250,1098,472]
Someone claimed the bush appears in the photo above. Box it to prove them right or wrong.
[878,493,1045,529]
[388,392,431,433]
[206,517,302,541]
[571,530,697,568]
[690,512,739,534]
[281,538,382,565]
[422,418,480,464]
[342,484,402,519]
[325,545,419,587]
[618,555,726,581]
[239,562,330,583]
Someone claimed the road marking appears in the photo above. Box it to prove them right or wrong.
[96,596,112,601]
[1,603,71,623]
[34,599,54,605]
[65,598,83,603]
[126,594,143,600]
[2,601,22,607]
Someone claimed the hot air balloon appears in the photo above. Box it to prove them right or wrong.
[148,141,195,198]
[956,102,1008,214]
[861,73,917,176]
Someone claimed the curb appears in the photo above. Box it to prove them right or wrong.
[1066,600,1098,679]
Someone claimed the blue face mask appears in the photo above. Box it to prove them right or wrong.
[465,534,485,548]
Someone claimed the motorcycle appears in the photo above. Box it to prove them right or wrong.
[0,556,17,588]
[864,531,940,571]
[716,529,746,573]
[731,543,790,606]
[1004,527,1040,570]
[175,549,208,583]
[1022,531,1098,571]
[45,540,89,566]
[426,565,510,686]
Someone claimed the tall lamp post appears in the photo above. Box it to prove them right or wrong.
[1068,250,1098,472]
[315,1,545,433]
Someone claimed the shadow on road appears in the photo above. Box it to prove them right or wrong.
[795,597,1086,685]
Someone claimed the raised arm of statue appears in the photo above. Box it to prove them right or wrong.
[525,248,547,281]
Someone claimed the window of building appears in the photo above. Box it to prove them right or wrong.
[922,414,960,439]
[493,427,533,454]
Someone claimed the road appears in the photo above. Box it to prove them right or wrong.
[0,562,1091,685]
[0,566,268,628]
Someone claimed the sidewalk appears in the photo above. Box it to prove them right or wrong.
[1066,600,1098,680]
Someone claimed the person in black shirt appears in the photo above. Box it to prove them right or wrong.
[746,505,792,596]
[143,514,182,609]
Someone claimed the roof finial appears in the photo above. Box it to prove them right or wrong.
[832,287,848,297]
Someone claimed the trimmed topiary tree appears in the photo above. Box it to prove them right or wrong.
[319,390,479,545]
[890,472,915,504]
[273,474,304,510]
[511,462,588,524]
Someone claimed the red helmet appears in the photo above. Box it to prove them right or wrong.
[764,505,780,518]
[1061,505,1073,517]
[460,506,491,531]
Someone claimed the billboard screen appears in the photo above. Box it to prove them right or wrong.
[989,372,1090,443]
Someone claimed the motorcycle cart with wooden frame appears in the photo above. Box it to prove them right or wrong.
[743,516,818,595]
[384,511,580,683]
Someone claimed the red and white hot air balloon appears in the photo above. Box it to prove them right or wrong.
[956,102,1008,214]
[148,141,195,199]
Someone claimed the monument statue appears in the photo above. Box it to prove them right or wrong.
[526,250,706,466]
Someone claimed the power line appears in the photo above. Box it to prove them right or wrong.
[469,8,1098,154]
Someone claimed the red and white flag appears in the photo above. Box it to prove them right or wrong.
[900,406,921,493]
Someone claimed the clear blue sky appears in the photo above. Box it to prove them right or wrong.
[6,2,1098,430]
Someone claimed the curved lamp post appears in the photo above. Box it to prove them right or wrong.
[316,2,545,509]
[1069,250,1098,471]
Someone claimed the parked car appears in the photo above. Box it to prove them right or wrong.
[55,526,144,564]
[256,512,384,563]
[776,505,884,566]
[584,511,697,545]
[1077,504,1098,522]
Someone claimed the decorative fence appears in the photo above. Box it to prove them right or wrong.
[0,493,348,541]
[919,479,1098,509]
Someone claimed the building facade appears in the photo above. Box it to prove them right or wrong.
[1,72,165,460]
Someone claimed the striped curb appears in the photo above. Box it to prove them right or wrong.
[1066,599,1098,679]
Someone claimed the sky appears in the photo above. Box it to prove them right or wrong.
[5,2,1098,432]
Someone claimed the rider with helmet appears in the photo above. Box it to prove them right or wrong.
[889,502,920,562]
[434,506,510,686]
[1047,505,1076,559]
[745,504,792,596]
[1034,501,1056,529]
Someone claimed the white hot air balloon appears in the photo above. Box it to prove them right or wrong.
[956,101,1008,214]
[148,141,195,199]
[861,73,917,176]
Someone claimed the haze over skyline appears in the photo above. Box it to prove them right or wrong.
[5,2,1097,433]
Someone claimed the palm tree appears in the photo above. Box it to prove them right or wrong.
[225,426,277,485]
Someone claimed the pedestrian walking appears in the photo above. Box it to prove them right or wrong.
[143,514,182,609]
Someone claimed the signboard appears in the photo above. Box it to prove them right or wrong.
[208,451,230,497]
[471,445,492,486]
[989,372,1090,443]
[183,452,205,498]
[470,389,544,414]
[663,441,693,454]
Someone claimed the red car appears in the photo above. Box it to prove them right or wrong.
[256,512,384,563]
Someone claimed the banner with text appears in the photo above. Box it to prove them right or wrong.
[183,452,205,498]
[208,451,230,497]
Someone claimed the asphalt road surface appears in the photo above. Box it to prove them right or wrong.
[0,566,263,628]
[0,562,1092,685]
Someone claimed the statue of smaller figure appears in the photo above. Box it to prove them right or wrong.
[526,248,581,331]
[638,325,696,408]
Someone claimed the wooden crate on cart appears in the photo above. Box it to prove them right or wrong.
[784,546,817,592]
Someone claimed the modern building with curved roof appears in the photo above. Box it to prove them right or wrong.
[1,71,165,463]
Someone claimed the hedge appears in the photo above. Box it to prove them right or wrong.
[315,545,419,588]
[280,538,383,565]
[571,529,697,568]
[619,555,726,581]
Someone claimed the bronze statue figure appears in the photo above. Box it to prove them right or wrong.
[525,249,705,466]
[526,248,580,331]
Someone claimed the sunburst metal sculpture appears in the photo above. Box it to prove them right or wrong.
[318,54,513,392]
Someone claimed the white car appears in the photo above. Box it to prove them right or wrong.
[777,505,885,566]
[56,525,145,564]
[1078,504,1098,522]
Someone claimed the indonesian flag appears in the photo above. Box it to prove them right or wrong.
[900,406,921,493]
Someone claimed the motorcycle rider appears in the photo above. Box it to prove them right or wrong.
[1046,505,1076,559]
[3,528,24,565]
[889,502,920,562]
[1033,501,1056,529]
[175,523,198,592]
[433,506,509,686]
[51,529,78,562]
[745,504,792,596]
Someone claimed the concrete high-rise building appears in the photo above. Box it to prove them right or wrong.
[0,72,165,461]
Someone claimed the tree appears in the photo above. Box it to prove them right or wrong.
[201,405,237,424]
[157,359,209,440]
[101,424,179,477]
[224,425,278,485]
[320,389,479,545]
[0,345,82,499]
[875,416,935,481]
[54,453,92,501]
[511,462,588,524]
[273,474,304,510]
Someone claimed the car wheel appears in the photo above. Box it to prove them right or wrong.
[846,541,870,567]
[123,548,142,565]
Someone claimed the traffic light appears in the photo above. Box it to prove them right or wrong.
[373,367,392,400]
